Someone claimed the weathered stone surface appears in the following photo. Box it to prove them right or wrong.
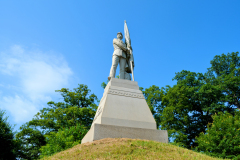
[81,124,168,144]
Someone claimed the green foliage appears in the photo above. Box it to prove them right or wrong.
[33,84,98,131]
[40,123,88,158]
[140,85,170,129]
[160,70,234,148]
[16,84,98,159]
[158,52,239,149]
[101,80,109,89]
[16,124,46,160]
[0,110,19,160]
[196,112,240,159]
[207,52,240,110]
[101,76,119,89]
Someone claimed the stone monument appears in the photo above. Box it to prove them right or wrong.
[81,21,168,144]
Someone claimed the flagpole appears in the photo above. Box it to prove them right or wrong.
[130,56,135,81]
[124,20,135,81]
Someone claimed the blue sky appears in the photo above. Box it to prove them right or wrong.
[0,0,239,131]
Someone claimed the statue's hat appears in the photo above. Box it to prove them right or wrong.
[117,32,123,36]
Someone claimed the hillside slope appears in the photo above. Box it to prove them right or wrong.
[42,138,223,160]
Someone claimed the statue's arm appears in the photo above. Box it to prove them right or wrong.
[113,39,127,51]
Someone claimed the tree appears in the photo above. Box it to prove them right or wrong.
[158,52,240,149]
[196,112,240,159]
[101,80,109,89]
[16,84,98,159]
[140,85,170,129]
[31,84,98,131]
[40,123,88,158]
[207,51,240,110]
[0,110,19,160]
[160,71,228,148]
[16,123,46,160]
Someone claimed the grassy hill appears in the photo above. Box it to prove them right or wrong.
[42,138,223,160]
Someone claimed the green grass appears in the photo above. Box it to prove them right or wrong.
[41,138,224,160]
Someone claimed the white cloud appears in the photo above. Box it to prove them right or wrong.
[1,95,39,123]
[0,45,73,123]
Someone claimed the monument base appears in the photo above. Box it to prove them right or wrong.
[81,123,168,144]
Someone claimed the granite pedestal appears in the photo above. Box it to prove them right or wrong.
[81,78,168,144]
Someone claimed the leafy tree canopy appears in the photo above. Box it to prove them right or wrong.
[40,123,88,158]
[196,111,240,159]
[159,52,239,148]
[16,124,46,160]
[30,84,98,132]
[0,110,19,160]
[137,52,239,149]
[160,70,234,148]
[16,84,98,159]
[207,52,240,110]
[140,85,170,129]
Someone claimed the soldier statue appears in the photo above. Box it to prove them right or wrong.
[108,32,134,80]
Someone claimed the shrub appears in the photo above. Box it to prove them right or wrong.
[196,112,240,159]
[40,123,88,158]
